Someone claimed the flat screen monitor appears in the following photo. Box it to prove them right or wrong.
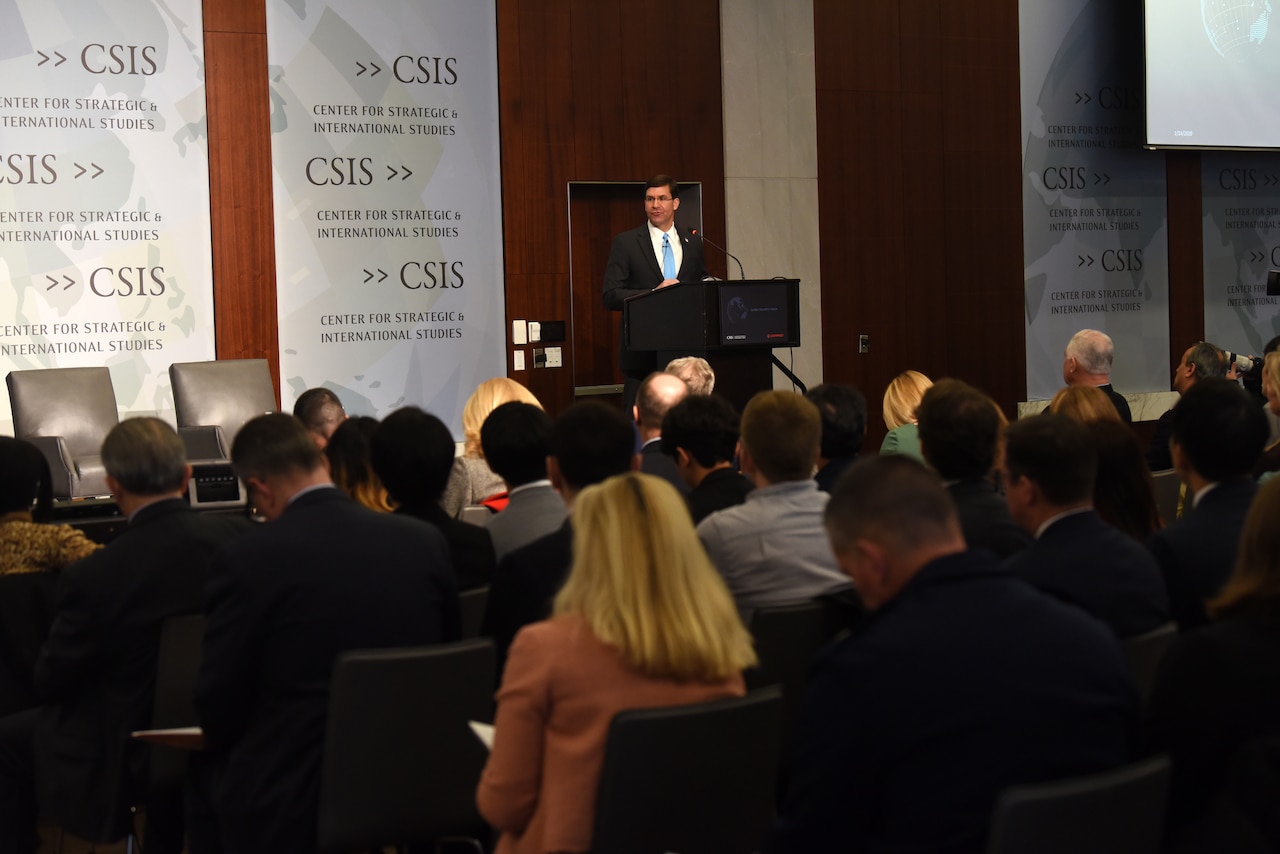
[716,279,800,348]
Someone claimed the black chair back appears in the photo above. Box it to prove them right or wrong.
[459,585,489,639]
[985,755,1171,854]
[316,639,496,852]
[1122,622,1177,707]
[591,685,785,854]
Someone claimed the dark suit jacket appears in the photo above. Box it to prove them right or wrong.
[814,456,856,494]
[1004,509,1169,638]
[640,440,690,495]
[948,479,1032,559]
[688,467,754,524]
[481,520,572,679]
[1146,408,1174,472]
[769,550,1137,854]
[396,501,496,591]
[1148,478,1256,631]
[601,223,707,374]
[1041,384,1132,423]
[32,499,248,841]
[194,488,460,854]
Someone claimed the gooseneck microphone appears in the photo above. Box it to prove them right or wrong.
[690,229,746,279]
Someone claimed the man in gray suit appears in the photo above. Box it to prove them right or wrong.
[480,402,567,561]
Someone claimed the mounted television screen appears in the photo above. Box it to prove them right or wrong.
[717,279,800,347]
[1145,0,1280,148]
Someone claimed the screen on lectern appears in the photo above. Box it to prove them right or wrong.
[717,280,800,347]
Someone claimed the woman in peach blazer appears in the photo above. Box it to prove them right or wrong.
[476,472,757,854]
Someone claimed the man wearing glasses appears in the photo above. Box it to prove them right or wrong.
[602,174,707,410]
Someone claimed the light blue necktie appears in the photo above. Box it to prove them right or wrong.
[662,233,677,279]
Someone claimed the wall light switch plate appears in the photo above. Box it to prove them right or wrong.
[545,346,562,368]
[512,320,527,345]
[528,321,541,342]
[513,350,525,371]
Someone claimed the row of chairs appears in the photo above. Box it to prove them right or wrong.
[7,361,277,498]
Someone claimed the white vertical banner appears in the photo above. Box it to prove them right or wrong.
[267,1,505,436]
[1019,0,1170,400]
[0,0,215,430]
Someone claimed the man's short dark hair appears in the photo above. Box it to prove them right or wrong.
[1003,414,1097,506]
[550,402,636,491]
[645,174,679,198]
[1185,342,1227,381]
[916,379,1000,480]
[369,407,456,505]
[293,387,345,435]
[0,437,51,518]
[481,402,553,488]
[660,395,740,468]
[231,414,325,482]
[826,456,957,555]
[102,417,188,496]
[1170,378,1269,482]
[805,384,867,460]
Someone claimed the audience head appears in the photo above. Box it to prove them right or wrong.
[461,378,541,457]
[293,387,347,448]
[102,417,190,500]
[1048,385,1123,424]
[554,472,755,680]
[1001,414,1097,531]
[324,416,392,512]
[1173,341,1227,394]
[659,394,741,488]
[634,372,689,437]
[1088,420,1163,541]
[740,390,821,485]
[916,379,1001,481]
[664,356,715,395]
[805,383,868,463]
[1211,475,1280,619]
[883,370,933,430]
[0,437,53,521]
[1169,378,1269,484]
[369,407,456,508]
[480,402,554,489]
[1264,352,1280,416]
[231,414,329,520]
[1063,328,1114,384]
[548,401,638,497]
[824,456,963,610]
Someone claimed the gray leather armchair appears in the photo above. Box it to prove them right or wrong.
[169,359,278,459]
[6,367,120,498]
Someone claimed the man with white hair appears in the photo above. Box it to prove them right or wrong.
[1061,328,1132,422]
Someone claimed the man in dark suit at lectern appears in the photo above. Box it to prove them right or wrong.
[602,174,708,410]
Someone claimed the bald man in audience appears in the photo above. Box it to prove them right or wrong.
[292,387,347,449]
[634,371,691,494]
[769,457,1136,853]
[1057,329,1131,422]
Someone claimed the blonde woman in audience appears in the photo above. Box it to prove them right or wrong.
[1253,352,1280,479]
[1047,384,1123,424]
[323,416,394,512]
[665,355,715,395]
[477,472,754,854]
[0,437,100,575]
[441,377,543,516]
[879,370,932,461]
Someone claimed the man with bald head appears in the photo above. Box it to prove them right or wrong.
[634,370,691,494]
[1059,328,1131,422]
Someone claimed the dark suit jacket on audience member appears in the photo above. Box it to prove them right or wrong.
[639,441,690,495]
[33,498,248,841]
[948,479,1032,559]
[814,456,856,494]
[396,501,496,591]
[769,550,1137,854]
[1146,409,1174,472]
[195,488,460,854]
[687,468,754,525]
[481,521,573,678]
[1148,478,1256,631]
[1005,510,1170,638]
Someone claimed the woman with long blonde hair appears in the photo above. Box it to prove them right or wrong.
[477,472,755,854]
[880,370,932,461]
[441,377,543,516]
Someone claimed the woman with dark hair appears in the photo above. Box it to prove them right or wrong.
[1086,420,1163,541]
[323,416,393,512]
[0,437,100,574]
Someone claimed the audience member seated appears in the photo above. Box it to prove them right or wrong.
[0,418,249,849]
[805,383,867,493]
[481,402,637,673]
[1146,475,1280,848]
[1047,384,1123,423]
[1253,352,1280,479]
[480,402,565,561]
[879,370,931,460]
[1002,415,1169,637]
[323,416,392,512]
[768,457,1137,853]
[1149,378,1269,630]
[659,394,753,523]
[442,378,542,517]
[1089,420,1164,541]
[292,387,347,449]
[1055,328,1132,422]
[634,372,690,494]
[916,379,1031,559]
[697,391,852,615]
[193,414,459,854]
[477,472,752,854]
[370,407,496,590]
[0,437,100,576]
[1150,342,1227,472]
[664,355,715,395]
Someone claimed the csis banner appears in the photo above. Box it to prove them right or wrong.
[267,1,506,437]
[0,0,215,430]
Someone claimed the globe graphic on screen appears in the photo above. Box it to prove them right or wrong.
[725,296,749,325]
[1203,0,1272,61]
